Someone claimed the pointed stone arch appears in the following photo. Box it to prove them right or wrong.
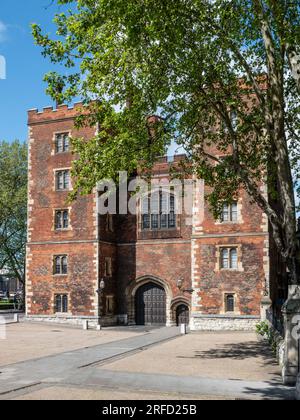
[171,296,191,326]
[126,275,173,326]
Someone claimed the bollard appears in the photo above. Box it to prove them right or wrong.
[180,323,187,335]
[83,320,89,331]
[14,314,19,323]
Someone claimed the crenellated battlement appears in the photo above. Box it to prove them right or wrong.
[28,102,85,125]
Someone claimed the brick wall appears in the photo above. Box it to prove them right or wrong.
[27,105,99,320]
[26,103,273,330]
[190,182,268,330]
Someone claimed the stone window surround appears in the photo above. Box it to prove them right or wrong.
[51,130,72,156]
[52,207,73,232]
[53,168,72,192]
[52,292,71,315]
[215,244,244,272]
[52,254,69,277]
[215,197,244,225]
[221,292,241,315]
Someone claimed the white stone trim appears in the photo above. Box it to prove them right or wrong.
[51,130,72,156]
[26,127,35,315]
[190,315,260,331]
[215,244,244,272]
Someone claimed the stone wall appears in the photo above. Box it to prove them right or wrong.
[190,314,260,331]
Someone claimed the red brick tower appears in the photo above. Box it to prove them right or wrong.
[26,103,277,330]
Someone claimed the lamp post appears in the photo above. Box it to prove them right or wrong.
[177,278,194,295]
[96,278,105,331]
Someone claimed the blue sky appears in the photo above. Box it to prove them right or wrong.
[0,0,69,142]
[0,1,182,157]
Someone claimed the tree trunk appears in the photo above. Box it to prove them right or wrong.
[255,0,299,285]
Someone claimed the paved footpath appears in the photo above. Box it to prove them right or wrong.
[0,327,180,396]
[0,327,295,400]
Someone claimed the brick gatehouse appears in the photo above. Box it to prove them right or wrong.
[26,104,286,330]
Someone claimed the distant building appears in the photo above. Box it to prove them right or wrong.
[0,270,21,295]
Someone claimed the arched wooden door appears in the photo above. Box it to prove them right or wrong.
[176,304,190,326]
[135,283,166,326]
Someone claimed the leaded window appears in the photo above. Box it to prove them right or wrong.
[55,210,69,230]
[55,133,70,154]
[54,255,68,275]
[56,170,70,191]
[221,202,238,223]
[142,190,176,231]
[220,248,238,270]
[55,294,68,313]
[225,294,235,313]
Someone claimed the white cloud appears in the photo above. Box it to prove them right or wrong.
[0,21,7,43]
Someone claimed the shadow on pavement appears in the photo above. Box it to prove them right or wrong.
[243,381,295,400]
[177,340,277,364]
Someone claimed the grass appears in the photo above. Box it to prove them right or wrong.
[0,300,14,310]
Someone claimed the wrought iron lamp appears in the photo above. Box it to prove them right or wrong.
[177,278,194,294]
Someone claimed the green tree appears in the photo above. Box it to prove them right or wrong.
[0,141,27,288]
[33,0,300,284]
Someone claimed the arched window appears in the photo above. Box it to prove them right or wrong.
[142,190,176,231]
[225,294,235,313]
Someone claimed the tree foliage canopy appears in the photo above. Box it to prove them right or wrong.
[33,0,300,282]
[0,141,27,284]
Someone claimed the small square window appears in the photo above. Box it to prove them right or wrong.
[55,210,69,230]
[221,202,238,223]
[225,294,235,313]
[220,247,238,270]
[56,170,70,191]
[55,133,70,154]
